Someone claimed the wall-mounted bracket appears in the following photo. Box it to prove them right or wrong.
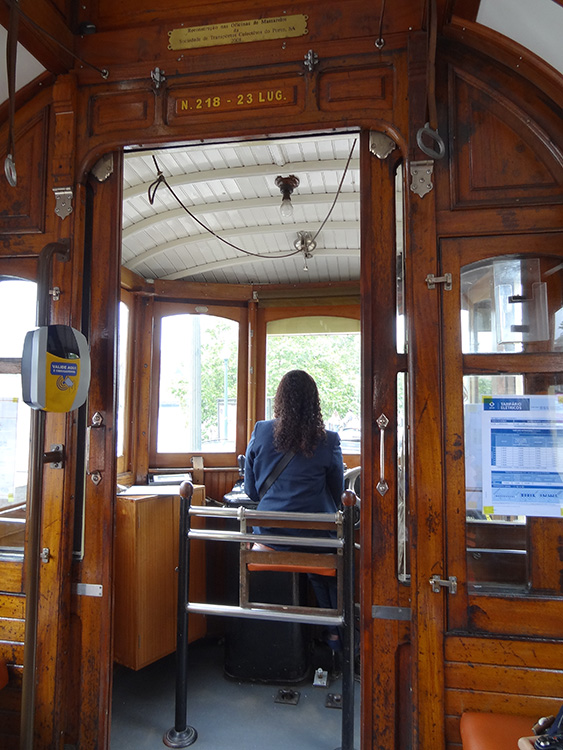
[410,160,434,198]
[303,49,319,71]
[53,187,74,219]
[44,444,64,469]
[74,583,103,597]
[369,131,396,160]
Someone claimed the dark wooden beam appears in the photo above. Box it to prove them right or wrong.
[0,0,75,75]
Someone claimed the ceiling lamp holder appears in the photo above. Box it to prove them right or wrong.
[294,230,317,271]
[275,175,300,218]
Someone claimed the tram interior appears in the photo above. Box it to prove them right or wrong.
[110,132,364,748]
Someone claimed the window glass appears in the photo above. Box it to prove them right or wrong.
[0,278,37,553]
[463,373,563,592]
[396,164,406,355]
[0,279,36,357]
[117,300,129,459]
[461,258,558,354]
[397,371,409,581]
[157,313,239,453]
[265,316,361,453]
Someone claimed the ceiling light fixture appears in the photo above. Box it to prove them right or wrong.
[294,230,317,271]
[275,175,300,218]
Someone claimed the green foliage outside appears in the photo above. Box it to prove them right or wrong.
[266,333,361,427]
[168,317,361,443]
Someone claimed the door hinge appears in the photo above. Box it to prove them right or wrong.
[426,272,452,291]
[410,160,434,197]
[429,575,457,594]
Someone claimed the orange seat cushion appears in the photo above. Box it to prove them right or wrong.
[247,563,336,576]
[460,712,536,750]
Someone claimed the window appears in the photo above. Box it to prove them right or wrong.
[460,257,563,593]
[265,315,361,453]
[151,302,247,466]
[116,294,132,477]
[0,278,37,555]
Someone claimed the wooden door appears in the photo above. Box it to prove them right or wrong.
[360,135,416,750]
[438,233,563,739]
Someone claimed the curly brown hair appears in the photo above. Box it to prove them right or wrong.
[272,370,326,457]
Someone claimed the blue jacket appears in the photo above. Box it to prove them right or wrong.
[244,420,344,548]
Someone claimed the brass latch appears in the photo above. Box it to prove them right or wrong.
[426,273,452,291]
[429,575,457,594]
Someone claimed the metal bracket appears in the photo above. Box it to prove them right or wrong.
[40,547,51,564]
[430,575,457,594]
[151,66,166,89]
[49,286,62,302]
[410,160,434,198]
[372,605,411,621]
[275,688,300,705]
[326,693,343,709]
[304,49,319,71]
[53,187,74,219]
[313,667,329,687]
[74,583,103,597]
[44,444,64,469]
[426,272,452,291]
[91,153,114,183]
[369,131,396,160]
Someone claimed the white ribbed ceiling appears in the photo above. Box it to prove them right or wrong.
[121,133,362,285]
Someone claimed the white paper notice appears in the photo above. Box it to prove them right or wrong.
[481,395,563,517]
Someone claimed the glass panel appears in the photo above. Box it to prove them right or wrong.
[265,316,361,453]
[396,164,406,355]
[0,279,37,358]
[461,257,559,354]
[397,372,409,581]
[157,313,239,453]
[0,278,36,555]
[463,373,563,592]
[116,301,129,459]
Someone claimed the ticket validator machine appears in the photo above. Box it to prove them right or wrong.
[21,324,90,412]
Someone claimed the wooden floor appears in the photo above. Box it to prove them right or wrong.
[110,637,360,750]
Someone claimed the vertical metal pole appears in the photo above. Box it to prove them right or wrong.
[164,481,198,748]
[338,489,357,750]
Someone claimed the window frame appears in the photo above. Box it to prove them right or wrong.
[255,300,361,465]
[116,289,134,480]
[149,299,249,469]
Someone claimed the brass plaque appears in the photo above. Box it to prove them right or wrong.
[168,14,308,51]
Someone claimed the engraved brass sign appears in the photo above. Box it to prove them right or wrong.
[168,14,308,51]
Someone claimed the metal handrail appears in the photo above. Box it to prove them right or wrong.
[164,481,357,750]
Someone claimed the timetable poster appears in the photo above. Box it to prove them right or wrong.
[481,395,563,517]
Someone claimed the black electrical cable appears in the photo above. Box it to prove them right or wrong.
[147,138,357,261]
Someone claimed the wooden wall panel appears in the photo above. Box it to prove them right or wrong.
[88,91,155,136]
[444,636,563,747]
[0,110,48,236]
[76,0,424,41]
[202,467,241,504]
[448,68,563,209]
[0,563,24,595]
[318,66,395,113]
